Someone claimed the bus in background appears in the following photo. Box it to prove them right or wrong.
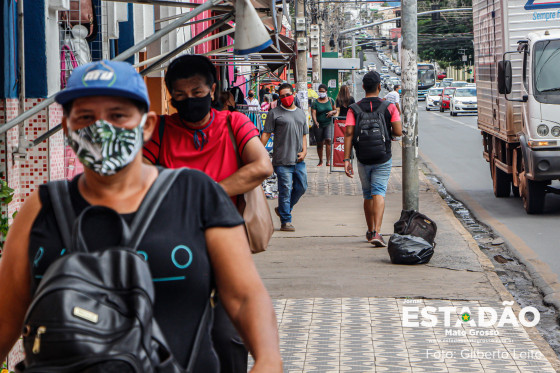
[418,63,436,100]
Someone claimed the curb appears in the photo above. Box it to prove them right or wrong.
[419,165,560,371]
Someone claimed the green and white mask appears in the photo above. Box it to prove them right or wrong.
[67,114,146,176]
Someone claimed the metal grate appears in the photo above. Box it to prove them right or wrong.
[58,0,109,90]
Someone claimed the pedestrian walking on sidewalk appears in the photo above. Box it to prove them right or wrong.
[311,84,337,166]
[384,84,402,114]
[0,60,281,372]
[335,85,355,118]
[261,83,308,232]
[343,71,402,247]
[142,55,273,373]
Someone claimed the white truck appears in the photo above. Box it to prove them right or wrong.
[473,0,560,213]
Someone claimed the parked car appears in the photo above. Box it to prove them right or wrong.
[368,63,376,71]
[450,81,469,88]
[395,67,401,75]
[439,87,457,112]
[449,87,477,116]
[441,78,454,87]
[385,77,400,91]
[426,87,443,111]
[381,66,389,73]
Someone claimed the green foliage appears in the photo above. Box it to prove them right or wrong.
[417,1,474,68]
[0,174,16,255]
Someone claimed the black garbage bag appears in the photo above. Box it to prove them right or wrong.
[387,233,434,265]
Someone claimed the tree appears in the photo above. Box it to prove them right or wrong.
[417,1,473,68]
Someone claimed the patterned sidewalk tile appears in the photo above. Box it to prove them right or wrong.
[249,297,557,372]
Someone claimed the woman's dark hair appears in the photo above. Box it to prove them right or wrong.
[165,55,217,92]
[336,85,352,108]
[263,96,270,103]
[278,83,293,94]
[318,84,328,91]
[216,91,234,111]
[229,87,245,105]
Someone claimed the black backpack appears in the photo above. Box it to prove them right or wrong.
[17,169,211,373]
[394,209,437,246]
[350,101,391,165]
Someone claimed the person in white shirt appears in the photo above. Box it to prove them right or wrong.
[245,89,260,111]
[384,84,401,114]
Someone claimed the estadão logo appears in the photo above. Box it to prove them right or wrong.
[402,301,540,328]
[525,0,560,10]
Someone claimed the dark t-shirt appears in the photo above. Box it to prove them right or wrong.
[336,97,356,118]
[29,169,244,371]
[348,97,400,165]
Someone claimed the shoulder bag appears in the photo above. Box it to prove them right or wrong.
[226,117,273,254]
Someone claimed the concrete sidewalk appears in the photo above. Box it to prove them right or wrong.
[253,143,560,372]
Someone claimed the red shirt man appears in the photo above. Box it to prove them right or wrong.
[143,108,259,183]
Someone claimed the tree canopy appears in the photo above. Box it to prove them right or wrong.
[417,1,473,68]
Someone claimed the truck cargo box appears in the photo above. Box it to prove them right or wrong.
[473,0,560,142]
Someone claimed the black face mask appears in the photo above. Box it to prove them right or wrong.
[172,94,212,123]
[248,93,254,98]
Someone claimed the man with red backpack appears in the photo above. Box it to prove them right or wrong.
[343,71,402,247]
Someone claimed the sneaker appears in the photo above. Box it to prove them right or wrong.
[280,223,296,232]
[371,232,387,247]
[366,231,374,243]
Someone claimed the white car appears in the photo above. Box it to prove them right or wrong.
[450,87,478,116]
[441,78,454,87]
[426,87,443,111]
[381,66,389,73]
[368,63,376,71]
[450,81,469,88]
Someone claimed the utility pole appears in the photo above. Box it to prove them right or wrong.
[401,0,419,210]
[295,0,308,115]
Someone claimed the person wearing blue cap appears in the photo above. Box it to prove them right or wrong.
[0,60,282,372]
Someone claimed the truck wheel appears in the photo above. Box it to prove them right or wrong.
[522,179,546,214]
[492,163,511,197]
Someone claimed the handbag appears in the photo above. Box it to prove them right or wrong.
[226,116,273,254]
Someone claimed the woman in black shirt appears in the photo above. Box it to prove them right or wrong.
[335,85,356,118]
[0,61,281,372]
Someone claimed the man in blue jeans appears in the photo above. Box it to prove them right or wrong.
[261,83,308,232]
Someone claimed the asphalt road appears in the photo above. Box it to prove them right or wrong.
[355,51,560,297]
[418,104,560,274]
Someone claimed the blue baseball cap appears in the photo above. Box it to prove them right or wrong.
[55,60,150,109]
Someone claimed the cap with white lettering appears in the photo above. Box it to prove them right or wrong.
[55,60,150,109]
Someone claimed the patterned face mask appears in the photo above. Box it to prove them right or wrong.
[67,114,146,176]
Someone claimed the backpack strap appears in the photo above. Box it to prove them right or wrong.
[185,299,212,373]
[47,181,76,252]
[376,100,393,142]
[349,103,364,145]
[128,168,181,249]
[155,115,165,166]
